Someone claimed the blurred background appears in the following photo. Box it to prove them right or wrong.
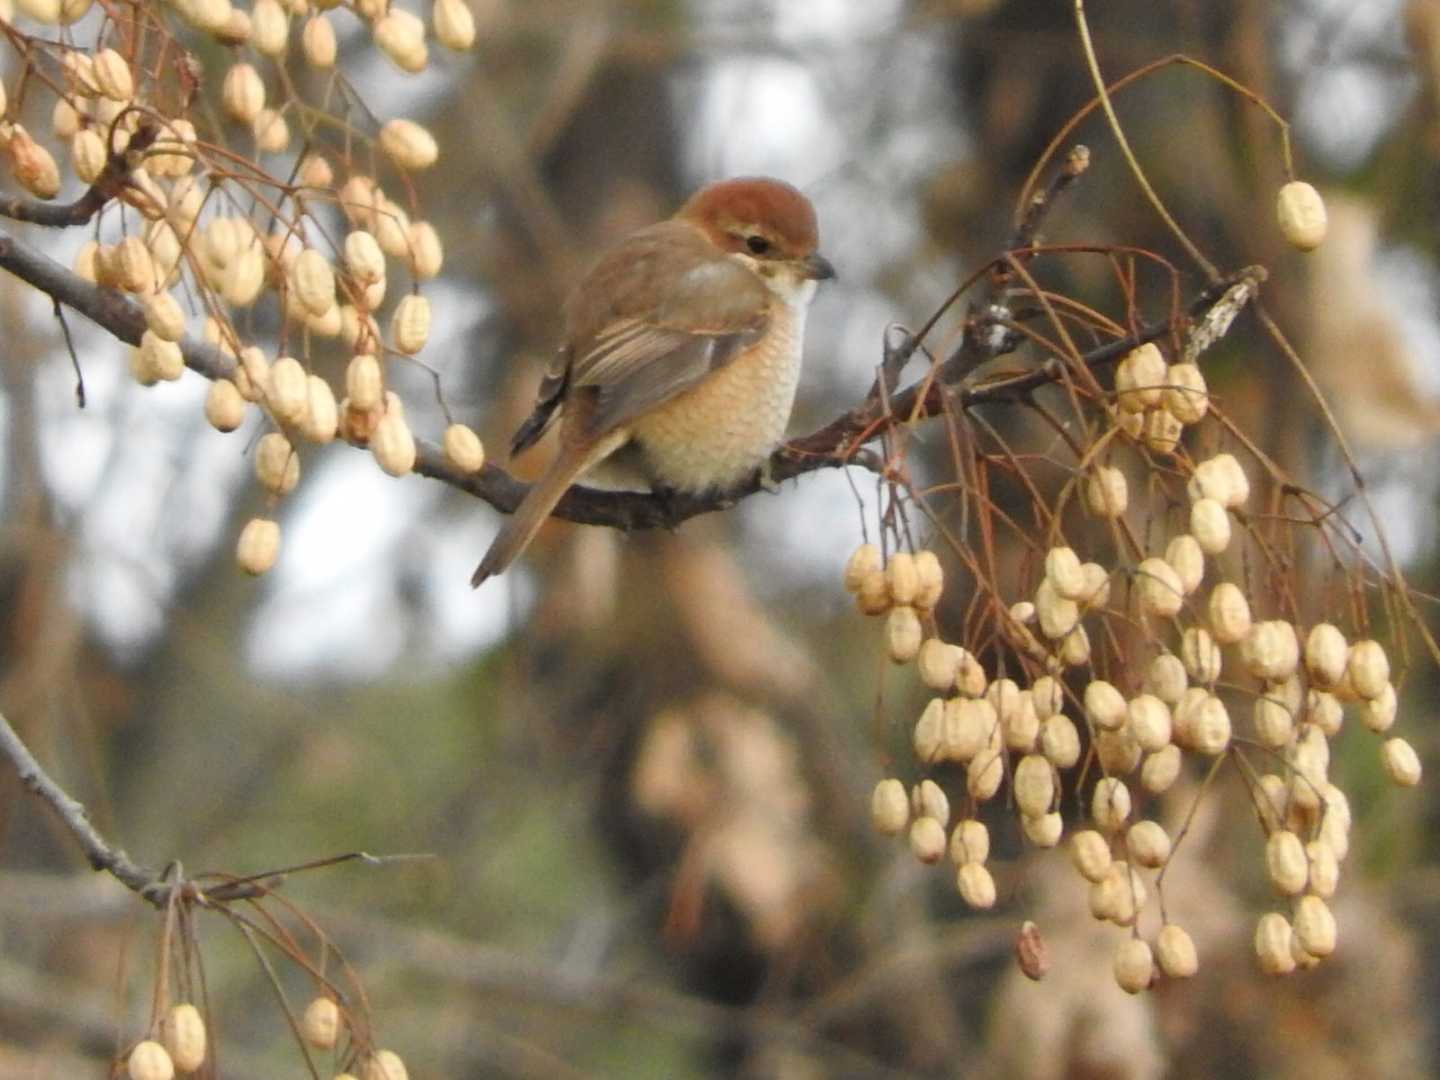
[3,0,1440,1075]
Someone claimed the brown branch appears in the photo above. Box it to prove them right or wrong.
[0,707,157,897]
[0,226,236,379]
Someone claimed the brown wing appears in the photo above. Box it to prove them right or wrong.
[562,220,771,438]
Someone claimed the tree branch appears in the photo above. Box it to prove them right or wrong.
[0,707,157,896]
[0,149,1262,539]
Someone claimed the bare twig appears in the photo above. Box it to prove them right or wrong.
[0,707,156,897]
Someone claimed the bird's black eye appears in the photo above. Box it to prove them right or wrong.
[745,234,771,255]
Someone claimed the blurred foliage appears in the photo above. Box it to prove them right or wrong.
[1,0,1438,1077]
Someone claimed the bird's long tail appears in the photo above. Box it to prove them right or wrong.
[471,432,626,587]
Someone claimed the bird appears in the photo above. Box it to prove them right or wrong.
[472,176,835,587]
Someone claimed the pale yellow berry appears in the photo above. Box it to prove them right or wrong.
[251,0,289,54]
[1084,465,1128,518]
[1306,689,1343,738]
[916,638,957,691]
[266,356,310,426]
[140,330,184,381]
[1187,692,1232,755]
[291,248,336,317]
[1360,682,1397,733]
[1140,744,1181,794]
[1095,728,1141,775]
[300,14,337,66]
[913,698,943,763]
[911,778,950,827]
[852,576,887,616]
[1013,754,1054,818]
[1135,557,1183,618]
[908,815,946,864]
[115,236,155,294]
[1319,784,1352,862]
[1346,639,1391,700]
[70,127,106,183]
[1307,840,1340,899]
[437,422,483,472]
[1255,912,1296,975]
[1031,675,1063,720]
[301,996,342,1048]
[1142,407,1182,454]
[405,220,445,279]
[255,432,300,495]
[1181,626,1222,685]
[127,1040,175,1080]
[1126,820,1171,868]
[913,549,944,610]
[51,97,78,139]
[1190,497,1232,554]
[222,62,265,123]
[1253,694,1295,749]
[143,292,186,343]
[1241,620,1300,682]
[1021,810,1063,847]
[966,747,1004,801]
[237,517,280,574]
[1092,777,1131,832]
[1039,713,1081,769]
[235,347,271,403]
[1207,582,1252,645]
[956,861,996,908]
[162,1003,206,1073]
[1115,342,1166,412]
[949,818,990,865]
[1288,726,1330,813]
[371,410,417,476]
[1083,679,1126,732]
[885,551,919,606]
[205,379,247,433]
[379,118,439,170]
[391,293,430,353]
[886,605,922,664]
[1277,180,1327,251]
[1113,938,1154,994]
[1144,652,1187,705]
[842,542,881,592]
[1381,737,1422,787]
[1003,691,1040,752]
[1127,694,1172,753]
[1165,533,1205,596]
[346,353,384,411]
[345,229,386,286]
[1188,453,1250,509]
[1265,830,1308,895]
[1044,545,1087,601]
[1078,562,1111,608]
[1153,923,1197,978]
[955,650,987,697]
[1034,578,1079,640]
[1163,362,1208,424]
[1070,828,1112,883]
[9,124,65,200]
[374,8,428,72]
[1304,623,1348,688]
[363,1049,410,1080]
[1292,894,1336,957]
[432,0,475,48]
[869,778,909,836]
[299,376,339,444]
[938,696,996,766]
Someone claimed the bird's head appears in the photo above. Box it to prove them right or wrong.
[677,177,836,301]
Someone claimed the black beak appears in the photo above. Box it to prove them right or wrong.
[803,253,837,281]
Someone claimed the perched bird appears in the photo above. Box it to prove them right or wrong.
[472,176,834,586]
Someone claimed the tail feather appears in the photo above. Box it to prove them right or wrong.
[471,433,625,587]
